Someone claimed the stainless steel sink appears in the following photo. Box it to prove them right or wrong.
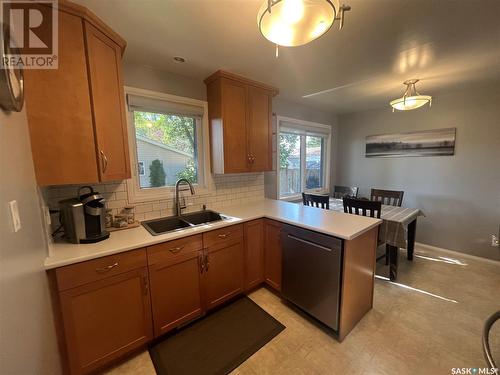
[181,210,223,225]
[141,210,226,236]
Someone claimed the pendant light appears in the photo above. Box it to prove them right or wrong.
[390,79,432,112]
[258,0,350,56]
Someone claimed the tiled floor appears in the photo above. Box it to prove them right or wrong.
[104,245,500,375]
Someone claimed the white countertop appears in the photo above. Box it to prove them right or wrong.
[45,199,381,270]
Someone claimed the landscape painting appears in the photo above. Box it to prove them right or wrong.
[365,128,456,158]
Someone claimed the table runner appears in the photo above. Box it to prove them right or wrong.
[328,198,424,248]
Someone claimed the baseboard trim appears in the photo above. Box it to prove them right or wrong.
[415,242,499,265]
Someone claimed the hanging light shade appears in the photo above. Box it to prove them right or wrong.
[257,0,349,50]
[390,79,432,112]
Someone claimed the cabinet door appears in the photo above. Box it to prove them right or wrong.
[149,252,203,337]
[24,10,99,186]
[59,268,153,374]
[247,87,272,171]
[203,241,244,310]
[244,219,264,291]
[221,79,249,173]
[84,22,130,181]
[264,220,283,291]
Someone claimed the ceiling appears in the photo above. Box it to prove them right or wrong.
[75,0,500,114]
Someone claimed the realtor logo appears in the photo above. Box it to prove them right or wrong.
[1,0,58,69]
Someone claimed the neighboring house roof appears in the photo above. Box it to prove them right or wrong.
[136,135,193,158]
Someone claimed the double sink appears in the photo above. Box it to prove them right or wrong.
[141,210,228,236]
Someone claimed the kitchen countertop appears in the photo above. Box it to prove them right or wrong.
[45,199,381,270]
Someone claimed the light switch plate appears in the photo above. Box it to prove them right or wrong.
[8,200,21,232]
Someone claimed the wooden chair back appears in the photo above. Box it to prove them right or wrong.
[370,189,404,207]
[343,197,381,218]
[302,193,329,210]
[333,185,359,199]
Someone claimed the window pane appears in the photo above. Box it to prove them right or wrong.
[279,133,301,197]
[305,135,324,189]
[134,111,198,188]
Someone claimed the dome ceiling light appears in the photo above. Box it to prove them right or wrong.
[258,0,351,57]
[390,79,432,112]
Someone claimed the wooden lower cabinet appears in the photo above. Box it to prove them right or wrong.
[264,219,283,291]
[202,225,245,310]
[58,268,153,374]
[147,236,203,337]
[51,223,274,374]
[244,219,264,290]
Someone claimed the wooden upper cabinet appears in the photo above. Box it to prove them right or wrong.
[247,87,273,171]
[24,1,129,186]
[84,22,130,181]
[24,10,99,185]
[205,70,278,174]
[220,79,248,173]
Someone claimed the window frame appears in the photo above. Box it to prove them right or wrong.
[125,86,213,203]
[276,116,331,201]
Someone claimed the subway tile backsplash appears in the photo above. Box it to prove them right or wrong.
[42,173,265,227]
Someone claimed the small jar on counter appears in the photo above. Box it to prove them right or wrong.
[105,209,113,228]
[123,205,135,224]
[113,214,128,228]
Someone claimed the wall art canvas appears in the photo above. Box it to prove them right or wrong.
[365,128,456,157]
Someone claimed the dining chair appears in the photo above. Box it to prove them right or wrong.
[302,193,329,209]
[343,197,381,218]
[343,196,391,265]
[371,189,404,207]
[333,185,359,199]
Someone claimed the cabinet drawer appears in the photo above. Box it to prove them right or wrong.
[147,234,203,266]
[203,224,243,250]
[55,248,147,291]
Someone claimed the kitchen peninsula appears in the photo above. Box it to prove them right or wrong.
[45,199,380,374]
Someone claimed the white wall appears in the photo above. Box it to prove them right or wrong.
[123,62,206,100]
[336,82,500,261]
[0,108,61,374]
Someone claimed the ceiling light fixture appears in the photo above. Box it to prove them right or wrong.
[390,79,432,112]
[257,0,351,57]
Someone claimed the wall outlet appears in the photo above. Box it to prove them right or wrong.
[492,234,499,247]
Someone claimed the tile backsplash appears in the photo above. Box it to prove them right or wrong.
[42,173,265,229]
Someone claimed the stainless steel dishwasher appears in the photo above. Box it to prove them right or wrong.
[281,224,342,331]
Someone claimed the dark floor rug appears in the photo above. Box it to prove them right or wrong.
[149,296,285,375]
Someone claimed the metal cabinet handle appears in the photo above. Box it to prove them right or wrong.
[100,150,108,173]
[217,233,231,239]
[95,262,118,273]
[198,252,205,274]
[169,246,184,254]
[287,234,332,252]
[141,274,149,295]
[204,253,210,271]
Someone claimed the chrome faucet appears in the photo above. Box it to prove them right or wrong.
[175,178,195,216]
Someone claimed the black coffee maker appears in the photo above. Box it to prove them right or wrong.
[59,186,110,243]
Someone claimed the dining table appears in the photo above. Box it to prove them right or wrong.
[328,198,424,281]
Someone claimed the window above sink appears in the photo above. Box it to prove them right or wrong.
[124,87,214,203]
